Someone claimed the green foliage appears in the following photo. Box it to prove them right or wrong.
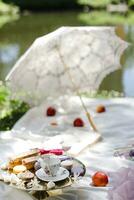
[0,101,30,131]
[78,0,111,7]
[0,0,19,28]
[82,90,124,98]
[0,0,19,15]
[0,14,18,28]
[79,11,134,25]
[129,0,134,6]
[0,83,30,131]
[78,0,121,7]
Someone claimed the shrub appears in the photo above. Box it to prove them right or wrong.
[78,0,121,8]
[0,83,30,131]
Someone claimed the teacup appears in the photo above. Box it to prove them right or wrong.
[38,154,61,177]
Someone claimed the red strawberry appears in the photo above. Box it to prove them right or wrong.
[46,107,56,116]
[73,118,84,127]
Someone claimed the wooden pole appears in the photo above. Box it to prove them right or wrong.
[57,46,98,132]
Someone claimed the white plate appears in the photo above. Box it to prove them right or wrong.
[36,167,69,182]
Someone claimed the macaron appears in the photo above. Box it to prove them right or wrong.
[13,165,27,174]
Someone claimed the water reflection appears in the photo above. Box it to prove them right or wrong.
[0,12,134,96]
[0,44,19,63]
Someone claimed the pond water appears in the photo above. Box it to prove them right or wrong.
[0,12,134,96]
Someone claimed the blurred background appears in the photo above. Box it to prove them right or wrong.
[0,0,134,96]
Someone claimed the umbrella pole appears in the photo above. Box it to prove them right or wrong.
[57,46,98,132]
[78,93,98,132]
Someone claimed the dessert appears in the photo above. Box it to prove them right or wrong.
[13,165,27,174]
[61,160,73,170]
[96,105,106,113]
[9,149,39,169]
[92,171,108,187]
[46,107,56,116]
[73,118,84,127]
[0,149,86,191]
[22,156,37,170]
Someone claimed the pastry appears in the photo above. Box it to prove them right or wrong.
[13,165,27,174]
[9,149,39,169]
[8,160,22,169]
[22,156,37,170]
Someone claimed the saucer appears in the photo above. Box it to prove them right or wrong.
[36,167,69,182]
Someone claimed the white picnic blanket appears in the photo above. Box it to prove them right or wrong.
[0,96,134,200]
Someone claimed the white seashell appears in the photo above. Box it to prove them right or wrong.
[47,181,55,190]
[27,177,40,189]
[3,173,11,183]
[16,180,25,189]
[11,174,20,184]
[0,163,8,170]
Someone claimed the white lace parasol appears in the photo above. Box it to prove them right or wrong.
[6,27,128,102]
[6,26,128,131]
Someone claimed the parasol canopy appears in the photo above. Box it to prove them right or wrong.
[6,26,128,132]
[6,27,128,102]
